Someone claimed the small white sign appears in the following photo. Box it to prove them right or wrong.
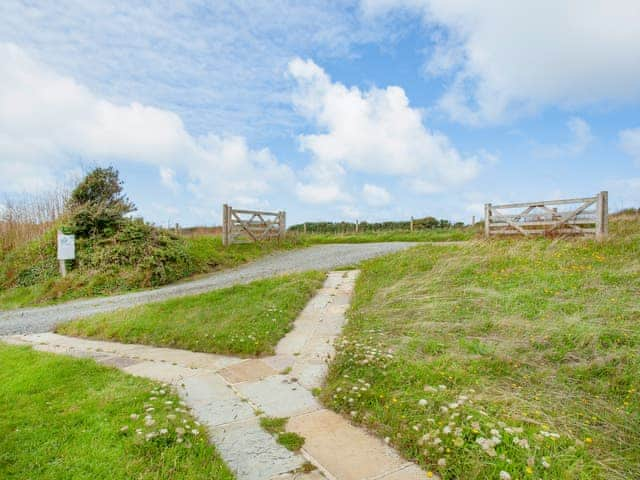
[57,231,75,260]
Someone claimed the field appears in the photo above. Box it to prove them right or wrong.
[322,215,640,479]
[0,344,233,480]
[57,271,325,356]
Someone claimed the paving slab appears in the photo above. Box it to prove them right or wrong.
[235,375,321,417]
[179,373,255,427]
[218,359,277,384]
[287,409,408,480]
[375,464,427,480]
[209,418,304,480]
[122,361,202,384]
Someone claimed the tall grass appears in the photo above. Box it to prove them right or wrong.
[0,188,69,257]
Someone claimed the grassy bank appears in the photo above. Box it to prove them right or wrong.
[298,228,476,244]
[322,216,639,479]
[0,344,233,479]
[0,224,303,310]
[57,271,326,356]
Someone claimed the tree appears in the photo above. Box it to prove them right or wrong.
[67,167,135,238]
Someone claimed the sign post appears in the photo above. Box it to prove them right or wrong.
[57,231,75,277]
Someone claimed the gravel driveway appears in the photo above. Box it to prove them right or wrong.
[0,242,418,335]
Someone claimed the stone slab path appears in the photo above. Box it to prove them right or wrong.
[1,270,425,480]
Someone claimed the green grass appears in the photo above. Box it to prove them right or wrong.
[299,228,475,244]
[57,271,326,356]
[0,227,305,310]
[322,216,640,480]
[259,417,305,451]
[0,344,233,480]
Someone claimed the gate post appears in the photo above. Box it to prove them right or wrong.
[222,204,229,246]
[596,191,608,240]
[278,211,286,241]
[484,203,491,238]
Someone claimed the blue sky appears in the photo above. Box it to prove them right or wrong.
[1,1,639,226]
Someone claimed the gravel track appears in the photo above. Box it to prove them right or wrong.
[0,242,420,335]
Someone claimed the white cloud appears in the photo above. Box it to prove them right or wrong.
[288,57,480,201]
[536,117,594,158]
[362,1,640,124]
[362,183,391,206]
[620,128,640,165]
[0,43,292,203]
[295,183,350,205]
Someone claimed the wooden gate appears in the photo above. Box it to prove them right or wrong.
[221,204,286,246]
[484,192,608,239]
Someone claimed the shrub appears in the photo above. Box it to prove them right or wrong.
[67,167,135,238]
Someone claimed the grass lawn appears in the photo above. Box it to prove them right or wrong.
[299,228,475,244]
[322,215,640,480]
[0,344,233,480]
[57,271,326,356]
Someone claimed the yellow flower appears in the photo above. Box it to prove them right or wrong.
[585,437,593,444]
[427,471,434,478]
[526,466,533,474]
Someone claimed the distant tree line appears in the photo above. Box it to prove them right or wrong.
[289,217,466,234]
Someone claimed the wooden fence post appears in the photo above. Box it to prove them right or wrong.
[596,191,608,240]
[278,211,286,241]
[355,220,359,233]
[484,203,491,238]
[472,215,475,226]
[410,216,414,232]
[222,204,229,246]
[303,222,307,234]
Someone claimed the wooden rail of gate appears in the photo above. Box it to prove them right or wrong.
[222,204,286,246]
[484,192,608,239]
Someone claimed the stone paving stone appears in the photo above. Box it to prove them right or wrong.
[271,471,326,480]
[122,361,201,384]
[95,355,142,368]
[210,418,304,480]
[287,409,408,480]
[290,363,328,390]
[261,354,296,372]
[124,346,241,370]
[218,359,277,384]
[179,373,255,427]
[235,375,321,417]
[375,464,426,480]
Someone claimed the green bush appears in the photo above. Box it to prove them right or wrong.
[67,167,135,238]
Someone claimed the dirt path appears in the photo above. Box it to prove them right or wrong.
[3,271,425,480]
[0,242,421,335]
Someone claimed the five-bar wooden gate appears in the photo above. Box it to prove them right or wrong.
[484,192,608,239]
[222,204,286,246]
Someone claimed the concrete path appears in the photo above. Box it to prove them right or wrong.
[0,242,419,335]
[2,270,424,480]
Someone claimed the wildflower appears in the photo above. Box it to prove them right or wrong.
[419,399,428,407]
[499,471,512,480]
[585,437,593,444]
[453,438,464,447]
[384,437,390,444]
[191,429,199,435]
[437,458,446,467]
[175,427,185,436]
[144,416,155,427]
[427,472,434,478]
[130,413,139,420]
[542,459,550,469]
[159,428,168,434]
[120,426,129,433]
[525,466,533,474]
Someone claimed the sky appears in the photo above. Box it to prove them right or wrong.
[1,0,640,227]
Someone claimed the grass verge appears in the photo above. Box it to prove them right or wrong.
[57,271,326,356]
[0,344,233,479]
[0,226,305,310]
[299,228,475,244]
[322,216,640,479]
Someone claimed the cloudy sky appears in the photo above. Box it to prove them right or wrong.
[1,1,639,226]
